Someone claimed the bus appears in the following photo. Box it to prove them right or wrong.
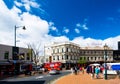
[44,62,62,71]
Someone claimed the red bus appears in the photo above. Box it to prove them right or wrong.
[44,62,62,71]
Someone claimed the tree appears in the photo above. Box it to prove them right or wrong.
[27,42,42,65]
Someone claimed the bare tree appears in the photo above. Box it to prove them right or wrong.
[27,42,42,65]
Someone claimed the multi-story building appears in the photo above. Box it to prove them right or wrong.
[0,44,33,75]
[51,42,81,63]
[80,47,113,64]
[113,41,120,62]
[118,41,120,50]
[44,42,114,68]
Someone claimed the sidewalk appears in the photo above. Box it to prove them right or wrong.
[55,71,120,84]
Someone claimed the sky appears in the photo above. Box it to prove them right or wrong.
[0,0,120,55]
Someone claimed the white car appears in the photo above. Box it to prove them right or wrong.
[49,69,60,75]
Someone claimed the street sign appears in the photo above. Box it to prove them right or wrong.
[111,65,120,70]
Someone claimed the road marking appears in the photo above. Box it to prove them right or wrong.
[36,75,51,79]
[36,76,44,79]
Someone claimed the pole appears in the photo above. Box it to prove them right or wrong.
[44,45,45,63]
[15,25,16,47]
[104,49,107,80]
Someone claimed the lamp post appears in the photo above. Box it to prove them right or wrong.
[14,25,26,47]
[104,44,108,80]
[14,25,26,75]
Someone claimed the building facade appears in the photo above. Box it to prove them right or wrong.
[0,44,33,75]
[44,42,114,66]
[80,47,113,64]
[118,41,120,50]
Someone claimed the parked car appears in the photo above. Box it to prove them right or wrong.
[49,69,60,75]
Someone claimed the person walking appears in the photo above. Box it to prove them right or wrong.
[74,66,77,75]
[71,67,74,75]
[90,65,95,79]
[95,66,100,79]
[86,65,91,74]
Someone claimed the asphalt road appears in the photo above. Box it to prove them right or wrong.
[0,70,71,84]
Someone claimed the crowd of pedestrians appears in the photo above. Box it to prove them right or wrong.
[71,66,84,75]
[71,64,105,79]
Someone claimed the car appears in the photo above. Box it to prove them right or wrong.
[49,69,60,75]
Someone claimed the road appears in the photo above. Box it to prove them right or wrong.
[0,70,71,84]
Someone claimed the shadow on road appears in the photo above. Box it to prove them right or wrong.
[0,80,45,84]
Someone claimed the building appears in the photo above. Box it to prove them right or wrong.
[118,41,120,50]
[80,46,113,64]
[0,44,33,75]
[113,41,120,62]
[44,42,114,68]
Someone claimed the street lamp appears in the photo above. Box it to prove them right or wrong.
[14,25,26,47]
[13,25,26,75]
[104,43,108,80]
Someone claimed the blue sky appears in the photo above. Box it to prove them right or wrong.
[0,0,120,51]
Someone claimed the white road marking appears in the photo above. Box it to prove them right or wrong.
[36,76,44,79]
[36,75,51,79]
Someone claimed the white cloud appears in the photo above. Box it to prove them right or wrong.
[63,27,69,34]
[49,21,58,32]
[0,0,49,48]
[0,0,120,57]
[49,22,54,26]
[76,22,88,30]
[51,26,57,31]
[72,35,120,50]
[82,24,88,30]
[76,23,81,27]
[14,1,23,7]
[75,28,80,33]
[14,0,40,11]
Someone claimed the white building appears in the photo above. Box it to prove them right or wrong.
[44,42,113,64]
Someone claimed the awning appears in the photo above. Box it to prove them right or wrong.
[0,61,12,65]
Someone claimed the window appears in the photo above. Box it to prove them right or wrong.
[26,53,30,60]
[53,49,55,53]
[95,57,96,60]
[4,51,9,59]
[87,57,89,61]
[98,57,100,60]
[80,57,82,60]
[62,55,64,60]
[57,48,59,53]
[91,57,93,60]
[53,56,55,60]
[66,48,68,52]
[62,48,64,53]
[19,53,25,60]
[57,56,59,60]
[66,55,68,60]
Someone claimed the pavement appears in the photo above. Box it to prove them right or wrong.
[54,70,120,84]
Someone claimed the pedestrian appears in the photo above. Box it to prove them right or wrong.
[95,66,100,79]
[86,65,90,74]
[90,65,95,79]
[71,67,74,75]
[74,66,77,75]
